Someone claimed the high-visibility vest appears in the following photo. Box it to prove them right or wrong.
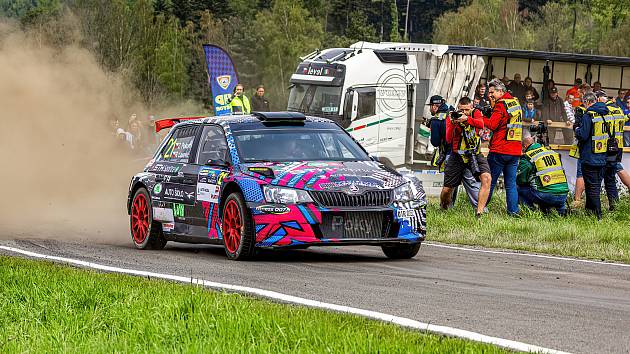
[569,106,587,159]
[525,145,567,187]
[457,123,481,163]
[430,112,449,172]
[230,95,251,114]
[590,108,622,154]
[498,98,523,141]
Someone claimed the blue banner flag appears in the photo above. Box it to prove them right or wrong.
[203,44,239,116]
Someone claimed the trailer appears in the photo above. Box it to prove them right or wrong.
[287,42,630,195]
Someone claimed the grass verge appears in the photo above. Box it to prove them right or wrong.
[427,194,630,263]
[0,256,506,353]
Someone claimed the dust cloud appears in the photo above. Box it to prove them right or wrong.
[0,23,154,245]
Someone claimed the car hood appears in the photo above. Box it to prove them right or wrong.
[240,161,404,192]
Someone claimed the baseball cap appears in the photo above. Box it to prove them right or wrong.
[427,95,444,105]
[550,87,558,93]
[595,89,607,98]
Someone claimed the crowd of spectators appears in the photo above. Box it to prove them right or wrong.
[110,113,160,157]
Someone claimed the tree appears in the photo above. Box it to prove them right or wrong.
[389,0,401,41]
[254,0,324,108]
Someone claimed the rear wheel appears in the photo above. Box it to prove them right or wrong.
[130,188,166,250]
[222,192,255,260]
[381,243,421,259]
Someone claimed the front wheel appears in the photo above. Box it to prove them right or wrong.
[381,243,421,259]
[130,188,167,250]
[222,192,256,260]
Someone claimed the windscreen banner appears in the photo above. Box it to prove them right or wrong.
[203,44,239,116]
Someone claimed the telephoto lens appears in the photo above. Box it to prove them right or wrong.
[467,152,482,181]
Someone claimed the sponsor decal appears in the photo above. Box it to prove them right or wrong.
[396,209,416,220]
[173,203,185,218]
[161,184,196,203]
[152,207,174,222]
[255,205,290,215]
[217,75,231,90]
[152,163,181,174]
[162,222,174,232]
[543,175,551,183]
[319,180,381,190]
[197,183,220,203]
[153,183,163,194]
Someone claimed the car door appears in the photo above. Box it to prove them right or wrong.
[191,124,231,240]
[148,125,201,234]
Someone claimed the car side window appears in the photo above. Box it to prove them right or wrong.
[196,125,229,165]
[158,126,198,163]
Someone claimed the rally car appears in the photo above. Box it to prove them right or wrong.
[127,112,427,260]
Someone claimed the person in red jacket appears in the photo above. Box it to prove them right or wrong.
[484,79,523,215]
[442,97,492,217]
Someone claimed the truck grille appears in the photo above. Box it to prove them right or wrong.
[309,190,393,207]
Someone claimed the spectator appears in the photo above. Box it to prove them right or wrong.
[517,136,569,215]
[251,85,271,112]
[507,73,526,102]
[116,127,134,150]
[624,96,630,147]
[541,87,571,144]
[229,84,251,114]
[616,89,628,113]
[109,118,120,136]
[564,94,576,124]
[523,100,541,139]
[484,79,523,216]
[542,79,555,103]
[523,77,540,102]
[592,81,602,92]
[566,78,583,107]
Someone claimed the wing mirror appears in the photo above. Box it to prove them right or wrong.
[205,159,231,168]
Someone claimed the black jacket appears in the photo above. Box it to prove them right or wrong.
[251,95,270,111]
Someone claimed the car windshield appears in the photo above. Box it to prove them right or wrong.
[233,128,370,162]
[287,84,342,117]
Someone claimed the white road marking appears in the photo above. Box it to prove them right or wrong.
[425,242,630,268]
[0,245,568,354]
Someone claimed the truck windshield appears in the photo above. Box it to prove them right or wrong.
[233,128,370,162]
[287,84,342,117]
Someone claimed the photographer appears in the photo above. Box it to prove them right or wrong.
[517,136,569,215]
[442,97,492,218]
[574,92,619,218]
[428,95,481,209]
[484,79,523,216]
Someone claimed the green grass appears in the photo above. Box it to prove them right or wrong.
[0,257,507,353]
[427,194,630,263]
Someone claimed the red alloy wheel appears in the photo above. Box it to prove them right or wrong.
[131,194,149,244]
[223,199,242,254]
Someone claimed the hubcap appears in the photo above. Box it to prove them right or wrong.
[223,200,242,254]
[131,194,149,244]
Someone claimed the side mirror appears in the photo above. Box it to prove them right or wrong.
[205,159,231,168]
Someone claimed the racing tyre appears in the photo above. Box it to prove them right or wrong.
[222,192,256,260]
[130,188,167,250]
[381,243,421,259]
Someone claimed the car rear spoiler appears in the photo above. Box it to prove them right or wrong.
[154,116,206,133]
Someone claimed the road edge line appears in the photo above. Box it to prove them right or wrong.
[0,245,570,354]
[425,242,630,268]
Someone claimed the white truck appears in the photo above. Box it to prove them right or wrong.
[287,42,630,194]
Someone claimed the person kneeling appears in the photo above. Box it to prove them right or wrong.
[441,97,492,218]
[516,137,569,215]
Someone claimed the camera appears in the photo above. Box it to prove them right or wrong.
[464,150,482,181]
[450,110,463,120]
[529,122,549,146]
[475,104,493,118]
[606,137,621,163]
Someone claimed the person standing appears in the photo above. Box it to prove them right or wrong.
[428,95,481,209]
[229,84,251,114]
[523,77,540,102]
[574,92,619,218]
[566,78,583,108]
[442,97,492,218]
[251,85,271,112]
[541,87,571,144]
[507,73,526,103]
[517,136,569,215]
[484,79,523,216]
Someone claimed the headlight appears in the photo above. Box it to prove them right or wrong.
[393,183,415,202]
[263,185,313,204]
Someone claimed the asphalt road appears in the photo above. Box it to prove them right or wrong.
[2,238,630,354]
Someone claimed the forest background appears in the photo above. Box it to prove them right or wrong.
[1,0,628,115]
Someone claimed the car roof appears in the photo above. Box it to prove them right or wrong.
[168,112,339,131]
